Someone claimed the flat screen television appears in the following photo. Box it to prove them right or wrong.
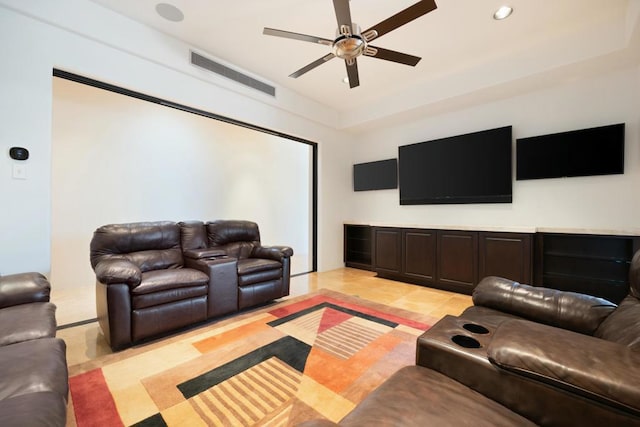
[353,158,398,191]
[516,123,624,180]
[399,126,512,205]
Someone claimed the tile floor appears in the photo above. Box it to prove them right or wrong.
[54,268,473,367]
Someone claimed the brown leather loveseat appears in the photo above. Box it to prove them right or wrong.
[0,272,68,426]
[302,250,640,426]
[90,220,293,350]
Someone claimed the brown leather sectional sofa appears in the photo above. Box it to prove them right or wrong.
[0,272,68,427]
[302,250,640,426]
[90,220,293,350]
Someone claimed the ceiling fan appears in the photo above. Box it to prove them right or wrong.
[263,0,437,89]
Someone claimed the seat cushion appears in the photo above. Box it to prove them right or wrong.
[488,319,640,417]
[237,258,283,287]
[237,258,281,275]
[339,366,536,427]
[133,269,208,295]
[0,302,57,346]
[0,391,67,427]
[0,338,68,401]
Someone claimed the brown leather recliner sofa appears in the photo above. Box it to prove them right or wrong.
[301,250,640,426]
[90,220,293,350]
[0,272,68,427]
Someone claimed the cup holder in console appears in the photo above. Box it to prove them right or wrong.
[451,335,481,349]
[462,323,490,335]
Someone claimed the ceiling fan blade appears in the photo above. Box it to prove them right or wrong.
[345,59,360,89]
[333,0,353,35]
[289,53,336,78]
[263,28,333,46]
[364,0,437,41]
[365,46,421,66]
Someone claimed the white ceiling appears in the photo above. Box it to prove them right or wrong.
[89,0,638,122]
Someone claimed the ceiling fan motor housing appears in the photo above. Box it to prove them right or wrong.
[333,23,365,60]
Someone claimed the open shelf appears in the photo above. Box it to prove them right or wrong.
[543,272,626,286]
[543,252,631,263]
[537,233,640,304]
[344,224,372,270]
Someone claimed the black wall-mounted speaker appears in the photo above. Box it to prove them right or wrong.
[9,147,29,161]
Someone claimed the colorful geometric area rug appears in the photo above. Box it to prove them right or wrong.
[67,289,434,426]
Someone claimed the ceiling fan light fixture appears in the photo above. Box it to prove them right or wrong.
[493,6,513,20]
[333,36,365,60]
[332,23,366,60]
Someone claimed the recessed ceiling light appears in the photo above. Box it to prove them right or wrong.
[493,6,513,20]
[342,76,349,84]
[156,3,184,22]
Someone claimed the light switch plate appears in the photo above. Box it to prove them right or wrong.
[12,164,27,180]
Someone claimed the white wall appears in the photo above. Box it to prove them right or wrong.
[51,77,314,289]
[348,65,640,231]
[0,1,352,279]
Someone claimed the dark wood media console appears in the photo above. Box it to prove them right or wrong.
[370,226,532,295]
[344,224,639,303]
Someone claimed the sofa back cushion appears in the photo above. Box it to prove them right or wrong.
[179,221,208,251]
[473,276,617,335]
[594,295,640,350]
[90,221,183,272]
[595,250,640,349]
[207,220,260,259]
[630,250,640,299]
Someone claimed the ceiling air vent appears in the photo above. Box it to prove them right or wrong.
[190,51,276,97]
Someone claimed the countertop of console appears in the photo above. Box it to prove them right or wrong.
[344,222,640,236]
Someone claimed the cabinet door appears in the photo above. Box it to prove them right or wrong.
[437,230,478,291]
[402,229,437,283]
[479,232,532,284]
[373,228,402,275]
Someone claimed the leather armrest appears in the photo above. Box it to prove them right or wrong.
[183,248,227,260]
[472,276,616,335]
[0,272,51,308]
[94,259,141,287]
[488,319,640,417]
[251,245,293,261]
